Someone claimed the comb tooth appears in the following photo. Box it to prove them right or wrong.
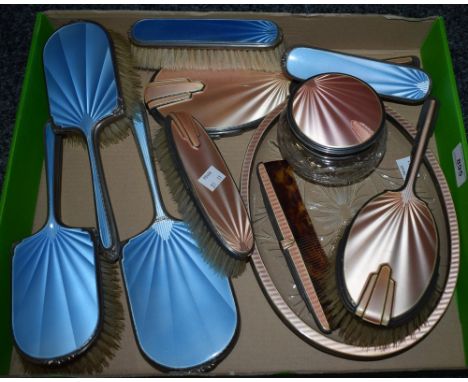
[296,237,328,257]
[295,249,329,281]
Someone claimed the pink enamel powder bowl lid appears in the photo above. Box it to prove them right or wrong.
[287,73,385,156]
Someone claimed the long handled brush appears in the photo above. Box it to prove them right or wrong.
[121,111,238,371]
[13,124,124,375]
[129,18,284,72]
[43,22,141,262]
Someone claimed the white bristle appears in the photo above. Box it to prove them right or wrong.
[131,44,285,72]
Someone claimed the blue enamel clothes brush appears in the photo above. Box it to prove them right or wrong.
[121,111,238,371]
[130,18,284,71]
[283,46,431,104]
[43,21,141,262]
[12,124,123,374]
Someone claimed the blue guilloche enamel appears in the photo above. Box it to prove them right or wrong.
[12,123,99,361]
[131,19,280,47]
[285,47,430,103]
[43,22,119,253]
[122,115,237,370]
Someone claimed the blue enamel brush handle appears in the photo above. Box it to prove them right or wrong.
[132,112,166,219]
[284,46,431,104]
[86,134,116,254]
[131,19,281,48]
[45,123,58,224]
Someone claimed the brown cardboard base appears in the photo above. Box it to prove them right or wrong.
[8,10,466,376]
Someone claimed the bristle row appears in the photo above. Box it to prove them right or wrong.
[97,30,142,148]
[100,118,133,147]
[62,117,133,149]
[131,43,285,72]
[109,30,142,120]
[320,249,443,348]
[21,255,124,375]
[153,126,246,278]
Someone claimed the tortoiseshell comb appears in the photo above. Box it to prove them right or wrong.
[257,160,330,333]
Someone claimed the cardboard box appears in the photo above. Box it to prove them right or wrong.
[1,10,467,376]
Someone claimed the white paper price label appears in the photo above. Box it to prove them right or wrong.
[198,165,226,192]
[396,156,411,179]
[452,143,467,187]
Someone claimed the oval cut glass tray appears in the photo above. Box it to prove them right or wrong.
[240,103,459,359]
